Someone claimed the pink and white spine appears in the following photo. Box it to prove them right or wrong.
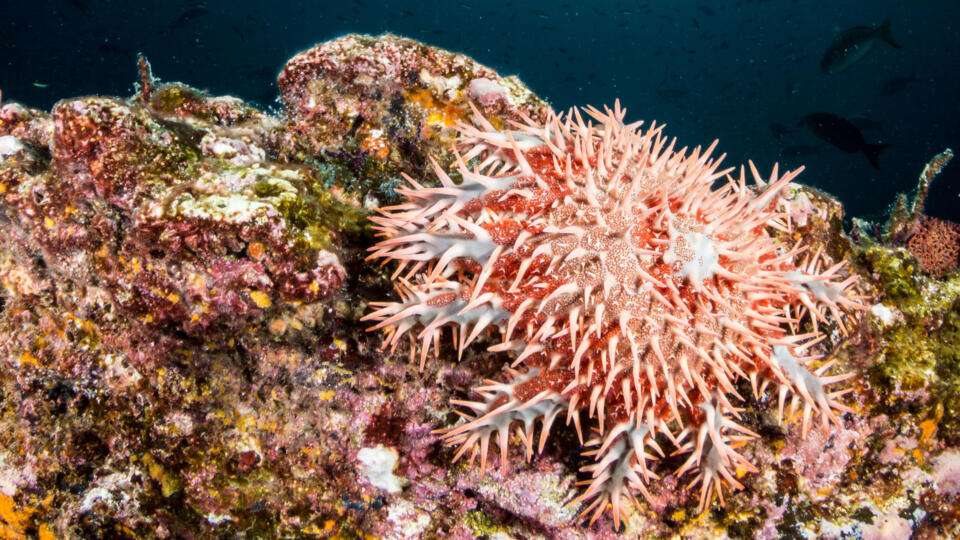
[364,100,864,528]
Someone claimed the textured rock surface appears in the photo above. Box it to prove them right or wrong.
[0,33,958,539]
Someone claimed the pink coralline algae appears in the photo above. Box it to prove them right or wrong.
[276,33,549,176]
[365,101,865,527]
[2,91,347,337]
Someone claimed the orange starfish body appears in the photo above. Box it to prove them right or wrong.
[364,101,863,529]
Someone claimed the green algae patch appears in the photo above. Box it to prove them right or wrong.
[464,509,505,537]
[859,245,960,442]
[274,173,370,252]
[716,501,769,539]
[879,324,940,391]
[149,84,263,127]
[862,247,925,306]
[150,85,204,117]
[933,304,960,444]
[141,454,184,498]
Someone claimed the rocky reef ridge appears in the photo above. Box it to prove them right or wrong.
[0,34,958,539]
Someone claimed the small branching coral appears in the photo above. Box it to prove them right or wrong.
[363,101,865,528]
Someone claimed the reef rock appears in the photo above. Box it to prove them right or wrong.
[0,33,957,539]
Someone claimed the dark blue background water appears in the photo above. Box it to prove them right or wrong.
[2,0,958,223]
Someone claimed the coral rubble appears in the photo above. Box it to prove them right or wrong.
[0,34,958,538]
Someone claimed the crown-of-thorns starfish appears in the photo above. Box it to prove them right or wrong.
[363,100,864,529]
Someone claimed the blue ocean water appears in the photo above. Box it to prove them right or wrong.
[1,0,957,223]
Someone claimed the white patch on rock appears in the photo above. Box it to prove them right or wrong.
[870,303,899,328]
[468,78,507,106]
[79,487,116,513]
[171,193,276,223]
[386,499,431,537]
[816,517,859,539]
[205,513,234,525]
[102,353,143,388]
[932,450,960,497]
[77,472,135,514]
[0,135,25,157]
[419,69,463,100]
[357,445,403,493]
[200,133,266,166]
[860,512,912,540]
[0,452,36,497]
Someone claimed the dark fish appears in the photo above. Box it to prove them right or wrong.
[769,122,792,139]
[696,5,716,16]
[801,113,890,168]
[821,18,900,74]
[879,73,920,96]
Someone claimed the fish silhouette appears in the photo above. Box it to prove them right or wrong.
[801,113,890,169]
[821,18,900,74]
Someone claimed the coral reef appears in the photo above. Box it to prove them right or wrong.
[0,34,958,538]
[866,148,960,278]
[906,216,960,277]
